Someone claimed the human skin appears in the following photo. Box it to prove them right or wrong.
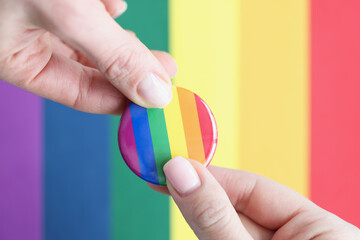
[1,0,359,239]
[0,0,177,114]
[149,157,360,240]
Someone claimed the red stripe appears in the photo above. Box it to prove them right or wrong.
[195,95,217,166]
[311,0,360,226]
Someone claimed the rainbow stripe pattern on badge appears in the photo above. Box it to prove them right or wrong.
[118,87,218,186]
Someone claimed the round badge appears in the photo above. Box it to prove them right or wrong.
[118,87,218,186]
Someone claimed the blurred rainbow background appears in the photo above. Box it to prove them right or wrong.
[1,0,360,239]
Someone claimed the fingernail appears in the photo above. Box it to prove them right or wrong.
[137,73,172,108]
[163,157,201,196]
[113,1,127,18]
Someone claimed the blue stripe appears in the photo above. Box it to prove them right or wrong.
[44,100,110,240]
[129,103,159,184]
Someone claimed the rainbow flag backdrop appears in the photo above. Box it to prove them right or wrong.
[1,0,360,239]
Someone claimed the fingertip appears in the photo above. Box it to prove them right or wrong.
[112,1,127,18]
[136,73,173,108]
[163,156,201,197]
[151,51,178,79]
[125,30,137,38]
[104,0,127,18]
[147,182,170,195]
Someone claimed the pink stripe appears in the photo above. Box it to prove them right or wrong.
[118,106,141,177]
[0,81,42,240]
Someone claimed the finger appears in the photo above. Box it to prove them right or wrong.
[113,29,177,78]
[100,0,127,18]
[3,35,176,115]
[49,33,74,58]
[31,0,173,108]
[27,53,128,114]
[151,50,177,79]
[51,27,177,77]
[152,165,315,231]
[148,166,273,239]
[163,157,253,240]
[147,183,274,240]
[147,183,169,195]
[208,166,314,230]
[50,34,96,68]
[51,37,176,79]
[125,30,137,38]
[0,32,126,114]
[238,213,274,240]
[51,38,177,82]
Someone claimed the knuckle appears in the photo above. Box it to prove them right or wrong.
[71,69,92,110]
[193,199,231,232]
[52,3,84,33]
[103,45,142,88]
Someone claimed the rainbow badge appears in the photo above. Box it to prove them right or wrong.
[118,87,218,186]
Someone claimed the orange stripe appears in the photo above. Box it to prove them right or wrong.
[177,88,206,163]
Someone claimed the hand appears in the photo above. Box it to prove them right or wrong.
[150,157,360,240]
[0,0,176,114]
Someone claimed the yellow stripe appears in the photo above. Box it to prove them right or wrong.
[240,0,309,196]
[164,88,189,159]
[169,0,241,239]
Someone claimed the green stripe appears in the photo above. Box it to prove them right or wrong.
[147,109,172,185]
[111,0,170,239]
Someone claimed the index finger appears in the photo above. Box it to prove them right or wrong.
[208,166,314,230]
[149,165,315,230]
[30,0,173,108]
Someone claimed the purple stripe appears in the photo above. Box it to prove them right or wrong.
[118,106,141,177]
[0,81,42,240]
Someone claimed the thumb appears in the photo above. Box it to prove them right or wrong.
[32,0,172,108]
[164,157,253,240]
